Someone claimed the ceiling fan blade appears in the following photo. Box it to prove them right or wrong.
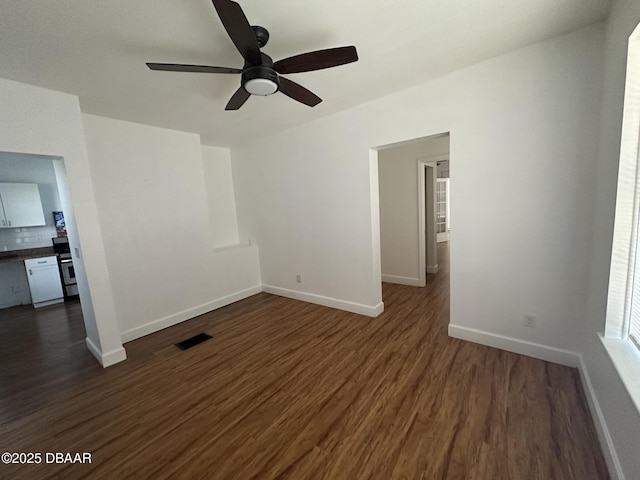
[225,86,251,110]
[146,63,242,74]
[274,46,358,74]
[211,0,262,66]
[278,77,322,107]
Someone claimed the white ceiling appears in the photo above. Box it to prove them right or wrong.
[0,0,611,147]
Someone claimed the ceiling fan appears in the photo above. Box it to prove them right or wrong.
[146,0,359,111]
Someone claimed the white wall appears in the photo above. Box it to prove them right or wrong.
[202,145,240,248]
[0,77,124,366]
[82,114,261,341]
[233,23,603,344]
[584,0,640,478]
[378,135,449,283]
[233,117,385,315]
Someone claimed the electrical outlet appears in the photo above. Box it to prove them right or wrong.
[524,314,536,328]
[296,274,301,283]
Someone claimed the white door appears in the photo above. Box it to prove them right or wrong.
[436,178,450,243]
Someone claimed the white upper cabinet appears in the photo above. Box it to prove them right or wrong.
[0,183,46,228]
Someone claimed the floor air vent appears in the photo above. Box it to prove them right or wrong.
[176,333,213,350]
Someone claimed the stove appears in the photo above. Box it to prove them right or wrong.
[52,237,79,298]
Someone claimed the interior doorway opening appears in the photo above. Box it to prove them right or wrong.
[375,132,450,288]
[0,151,92,387]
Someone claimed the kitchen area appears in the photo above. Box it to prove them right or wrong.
[0,152,79,310]
[0,152,94,417]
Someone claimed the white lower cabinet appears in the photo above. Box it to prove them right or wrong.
[24,256,64,308]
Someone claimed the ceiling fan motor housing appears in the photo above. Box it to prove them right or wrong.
[242,52,279,96]
[251,25,269,48]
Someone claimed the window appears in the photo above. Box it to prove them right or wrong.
[632,234,640,349]
[630,226,640,350]
[603,20,640,414]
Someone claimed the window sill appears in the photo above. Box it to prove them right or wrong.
[600,333,640,415]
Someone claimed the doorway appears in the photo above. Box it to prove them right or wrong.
[418,159,438,286]
[0,152,91,404]
[377,133,450,288]
[0,153,84,302]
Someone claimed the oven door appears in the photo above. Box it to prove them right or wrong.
[60,259,76,285]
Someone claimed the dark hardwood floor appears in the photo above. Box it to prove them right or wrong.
[0,243,609,479]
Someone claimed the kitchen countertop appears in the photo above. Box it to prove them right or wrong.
[0,247,57,264]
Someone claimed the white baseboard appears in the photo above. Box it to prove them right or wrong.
[427,264,439,274]
[262,284,384,317]
[381,274,422,287]
[85,337,127,368]
[33,297,64,309]
[448,323,623,480]
[576,354,625,480]
[120,285,262,343]
[448,324,580,366]
[119,281,383,343]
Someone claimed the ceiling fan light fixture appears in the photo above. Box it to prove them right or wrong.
[241,64,280,96]
[244,78,278,96]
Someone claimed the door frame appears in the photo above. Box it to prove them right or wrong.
[418,154,448,286]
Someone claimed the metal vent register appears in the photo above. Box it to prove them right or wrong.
[175,333,213,350]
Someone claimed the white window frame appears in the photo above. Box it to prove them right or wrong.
[603,21,640,415]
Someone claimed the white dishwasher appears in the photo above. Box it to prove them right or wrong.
[24,256,64,308]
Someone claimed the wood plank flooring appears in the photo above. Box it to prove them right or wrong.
[0,243,609,479]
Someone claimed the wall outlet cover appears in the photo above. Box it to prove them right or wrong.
[524,314,537,328]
